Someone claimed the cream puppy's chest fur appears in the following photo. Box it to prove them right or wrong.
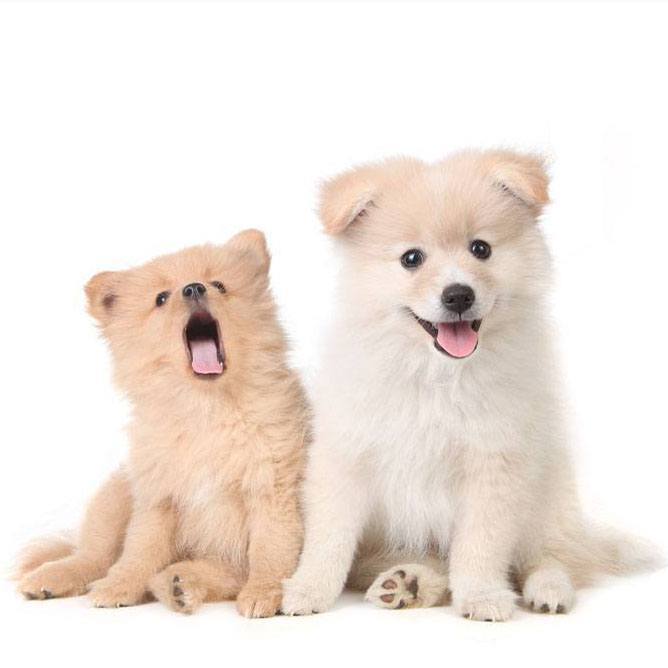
[359,384,460,552]
[314,336,539,556]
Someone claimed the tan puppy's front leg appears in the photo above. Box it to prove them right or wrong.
[449,450,523,622]
[19,469,132,600]
[236,489,303,619]
[89,500,175,608]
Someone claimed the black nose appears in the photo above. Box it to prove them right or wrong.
[442,283,475,315]
[182,282,207,300]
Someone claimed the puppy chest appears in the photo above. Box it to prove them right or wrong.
[176,490,249,561]
[170,434,271,559]
[370,459,456,554]
[361,411,461,553]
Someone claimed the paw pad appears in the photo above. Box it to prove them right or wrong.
[170,575,188,609]
[370,570,419,610]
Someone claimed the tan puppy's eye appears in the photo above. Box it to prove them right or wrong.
[211,281,226,294]
[401,249,425,269]
[156,291,170,307]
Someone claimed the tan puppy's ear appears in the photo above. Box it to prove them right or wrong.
[488,151,550,213]
[85,271,124,325]
[226,228,271,276]
[319,164,382,235]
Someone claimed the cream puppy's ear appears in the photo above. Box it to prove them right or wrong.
[225,228,271,276]
[320,158,425,234]
[319,164,382,235]
[85,270,124,326]
[487,151,550,213]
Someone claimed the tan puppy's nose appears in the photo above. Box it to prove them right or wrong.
[182,282,206,300]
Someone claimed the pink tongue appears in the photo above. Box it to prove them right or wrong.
[436,321,478,358]
[190,339,223,375]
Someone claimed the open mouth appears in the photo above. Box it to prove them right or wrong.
[411,312,481,359]
[184,310,225,376]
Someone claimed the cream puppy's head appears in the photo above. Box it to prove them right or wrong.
[321,150,551,363]
[85,229,277,398]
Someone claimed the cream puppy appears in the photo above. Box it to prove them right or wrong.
[282,150,659,621]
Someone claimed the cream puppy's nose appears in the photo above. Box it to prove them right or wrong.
[441,283,475,315]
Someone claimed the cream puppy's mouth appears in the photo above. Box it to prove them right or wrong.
[184,310,225,376]
[411,311,481,359]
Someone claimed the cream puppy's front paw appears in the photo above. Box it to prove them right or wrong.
[454,584,516,622]
[88,576,146,608]
[522,568,575,614]
[282,576,338,615]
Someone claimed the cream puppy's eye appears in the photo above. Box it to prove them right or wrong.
[156,291,170,307]
[401,249,425,269]
[470,239,492,260]
[211,281,226,294]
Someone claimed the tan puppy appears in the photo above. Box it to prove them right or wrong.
[17,230,308,617]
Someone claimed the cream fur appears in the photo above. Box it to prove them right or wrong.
[17,230,309,617]
[282,150,660,621]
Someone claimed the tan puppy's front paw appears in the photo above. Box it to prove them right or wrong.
[88,576,146,608]
[454,586,516,622]
[236,585,282,618]
[19,558,89,600]
[149,566,206,615]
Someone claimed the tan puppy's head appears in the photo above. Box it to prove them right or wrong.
[85,229,275,396]
[321,150,551,361]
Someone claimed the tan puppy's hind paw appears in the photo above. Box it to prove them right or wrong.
[365,564,449,610]
[19,558,90,600]
[88,576,146,608]
[149,567,207,615]
[236,585,282,618]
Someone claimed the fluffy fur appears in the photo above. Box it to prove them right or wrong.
[17,230,309,617]
[282,150,659,621]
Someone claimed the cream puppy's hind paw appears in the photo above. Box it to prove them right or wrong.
[454,585,517,622]
[365,564,449,610]
[522,567,575,614]
[281,576,338,615]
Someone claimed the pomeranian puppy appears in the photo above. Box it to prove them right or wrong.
[17,230,308,617]
[282,150,659,621]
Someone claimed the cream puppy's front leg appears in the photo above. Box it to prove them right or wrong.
[89,500,176,608]
[449,449,524,622]
[282,453,369,615]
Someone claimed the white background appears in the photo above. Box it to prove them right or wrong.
[1,2,666,667]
